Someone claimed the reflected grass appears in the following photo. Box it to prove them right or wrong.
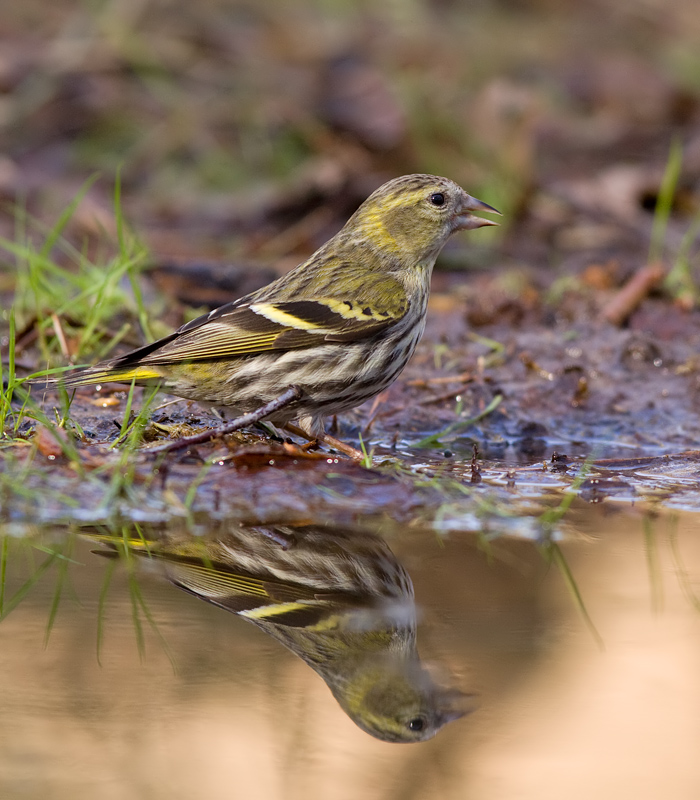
[3,507,700,751]
[124,558,176,668]
[44,533,76,647]
[669,513,700,613]
[89,523,174,669]
[96,552,118,667]
[542,541,604,650]
[0,533,74,622]
[1,522,471,742]
[0,526,175,670]
[534,454,604,647]
[643,514,664,614]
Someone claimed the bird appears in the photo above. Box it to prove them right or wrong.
[37,174,499,447]
[84,522,471,742]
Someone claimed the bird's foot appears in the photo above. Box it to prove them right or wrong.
[283,423,366,463]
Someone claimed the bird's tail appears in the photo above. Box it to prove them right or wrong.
[28,363,163,390]
[28,329,179,389]
[81,530,156,553]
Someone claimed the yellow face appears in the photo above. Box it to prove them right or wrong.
[349,174,499,264]
[336,662,469,743]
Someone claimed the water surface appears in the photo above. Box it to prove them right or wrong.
[1,506,698,800]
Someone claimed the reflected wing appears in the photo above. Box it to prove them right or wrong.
[161,556,340,628]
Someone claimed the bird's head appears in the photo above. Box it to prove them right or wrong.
[332,657,474,743]
[348,174,500,265]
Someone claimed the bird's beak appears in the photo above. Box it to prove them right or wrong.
[453,193,501,231]
[439,690,478,725]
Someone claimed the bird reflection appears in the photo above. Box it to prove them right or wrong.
[86,523,470,743]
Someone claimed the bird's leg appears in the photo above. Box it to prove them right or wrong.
[283,422,366,463]
[250,526,297,550]
[147,386,303,455]
[254,420,286,442]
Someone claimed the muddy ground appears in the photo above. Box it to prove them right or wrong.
[5,261,700,535]
[2,0,700,534]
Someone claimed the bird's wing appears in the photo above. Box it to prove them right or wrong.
[161,556,344,627]
[91,536,335,625]
[133,289,408,366]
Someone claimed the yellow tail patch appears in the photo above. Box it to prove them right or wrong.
[64,366,163,386]
[106,367,163,382]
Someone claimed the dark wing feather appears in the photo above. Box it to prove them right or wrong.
[128,298,407,366]
[160,557,336,627]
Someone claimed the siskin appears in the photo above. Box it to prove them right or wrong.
[86,523,470,743]
[39,175,498,438]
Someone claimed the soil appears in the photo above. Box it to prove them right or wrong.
[2,0,700,534]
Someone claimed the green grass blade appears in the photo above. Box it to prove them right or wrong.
[127,569,146,660]
[545,541,604,649]
[96,556,118,667]
[643,514,664,613]
[413,394,502,448]
[649,138,682,264]
[44,536,75,647]
[0,550,59,621]
[0,536,8,616]
[39,175,100,259]
[668,515,700,613]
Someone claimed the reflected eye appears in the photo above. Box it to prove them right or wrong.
[429,192,445,207]
[408,717,426,732]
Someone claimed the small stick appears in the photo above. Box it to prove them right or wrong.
[415,388,469,406]
[147,386,303,455]
[152,397,188,412]
[51,314,70,359]
[284,422,366,462]
[406,371,473,387]
[602,262,665,326]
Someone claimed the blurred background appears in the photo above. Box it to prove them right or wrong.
[1,0,699,273]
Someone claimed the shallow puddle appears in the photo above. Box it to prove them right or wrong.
[1,505,698,800]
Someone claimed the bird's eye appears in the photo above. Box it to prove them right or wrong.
[408,717,426,732]
[429,192,446,207]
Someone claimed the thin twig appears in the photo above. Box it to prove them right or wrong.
[284,421,365,462]
[601,262,666,326]
[51,314,70,359]
[152,397,188,412]
[406,371,473,387]
[146,386,303,455]
[415,387,469,406]
[364,390,389,419]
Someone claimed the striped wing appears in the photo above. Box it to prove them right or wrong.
[32,267,409,388]
[160,555,344,628]
[91,536,337,627]
[131,294,408,366]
